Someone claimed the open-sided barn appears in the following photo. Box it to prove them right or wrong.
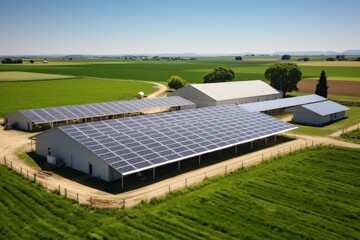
[169,80,281,108]
[5,97,195,131]
[34,105,296,186]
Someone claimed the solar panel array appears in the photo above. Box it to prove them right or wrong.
[19,96,195,124]
[240,94,327,112]
[59,105,296,176]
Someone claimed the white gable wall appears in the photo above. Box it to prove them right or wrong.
[5,111,32,131]
[35,129,116,182]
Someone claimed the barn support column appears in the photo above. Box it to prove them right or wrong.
[121,175,124,189]
[235,145,238,154]
[153,168,156,179]
[251,141,253,149]
[178,161,181,171]
[198,155,201,165]
[274,135,277,143]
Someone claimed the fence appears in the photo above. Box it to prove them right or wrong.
[1,138,328,209]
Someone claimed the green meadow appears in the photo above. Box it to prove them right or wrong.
[0,78,154,116]
[0,146,359,239]
[1,57,360,83]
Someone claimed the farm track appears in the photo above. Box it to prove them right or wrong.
[0,121,359,208]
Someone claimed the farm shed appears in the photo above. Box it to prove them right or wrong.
[169,80,281,108]
[34,105,296,185]
[4,96,195,132]
[286,100,349,126]
[240,94,327,115]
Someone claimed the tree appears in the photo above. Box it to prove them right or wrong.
[168,75,186,90]
[355,57,360,61]
[1,58,13,64]
[235,56,242,61]
[203,66,235,83]
[315,70,328,98]
[264,63,302,98]
[281,54,291,60]
[29,59,34,64]
[326,57,335,61]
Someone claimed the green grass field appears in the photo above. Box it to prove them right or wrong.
[0,78,154,116]
[1,57,360,83]
[340,128,360,144]
[0,146,359,239]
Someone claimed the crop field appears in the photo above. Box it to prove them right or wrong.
[0,146,359,239]
[1,57,360,83]
[0,78,154,116]
[0,71,75,81]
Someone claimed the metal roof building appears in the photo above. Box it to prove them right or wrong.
[286,100,349,126]
[240,94,327,114]
[34,105,296,185]
[5,97,195,132]
[169,80,281,108]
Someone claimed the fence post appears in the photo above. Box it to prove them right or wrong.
[123,199,125,209]
[34,173,36,183]
[312,141,314,147]
[77,193,79,203]
[90,197,92,208]
[59,184,61,194]
[20,167,22,175]
[27,170,29,179]
[64,188,67,199]
[10,161,12,170]
[225,166,227,174]
[168,185,170,193]
[185,178,187,188]
[262,154,264,161]
[4,156,6,166]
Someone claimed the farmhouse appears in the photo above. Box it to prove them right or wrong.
[286,100,349,126]
[4,96,195,132]
[34,105,296,186]
[169,80,281,108]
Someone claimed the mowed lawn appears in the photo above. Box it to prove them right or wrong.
[0,78,155,116]
[0,146,359,239]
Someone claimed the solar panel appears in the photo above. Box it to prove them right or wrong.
[20,96,196,124]
[240,94,327,112]
[57,105,297,176]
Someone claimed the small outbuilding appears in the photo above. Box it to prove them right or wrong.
[169,80,281,108]
[286,100,349,126]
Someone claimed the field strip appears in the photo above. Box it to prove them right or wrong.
[297,61,360,67]
[304,77,360,81]
[0,71,76,81]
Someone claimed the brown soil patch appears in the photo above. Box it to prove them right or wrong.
[298,80,360,96]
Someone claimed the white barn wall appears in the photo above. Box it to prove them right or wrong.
[36,129,116,182]
[5,111,32,131]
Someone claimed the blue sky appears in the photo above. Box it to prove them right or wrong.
[0,0,359,55]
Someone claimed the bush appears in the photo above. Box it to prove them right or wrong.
[281,55,291,60]
[168,76,186,90]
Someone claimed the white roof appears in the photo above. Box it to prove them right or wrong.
[190,80,279,101]
[241,94,327,112]
[289,100,349,116]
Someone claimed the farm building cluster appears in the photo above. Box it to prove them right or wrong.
[4,80,349,186]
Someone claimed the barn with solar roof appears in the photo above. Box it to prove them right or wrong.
[34,105,296,186]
